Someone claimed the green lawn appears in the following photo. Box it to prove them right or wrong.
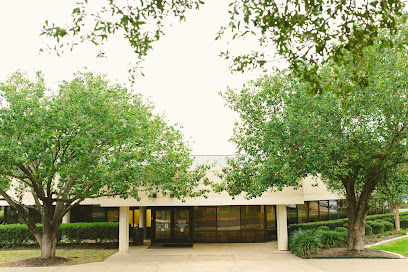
[371,237,408,257]
[0,248,117,265]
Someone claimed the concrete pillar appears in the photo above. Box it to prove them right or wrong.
[139,206,146,239]
[62,210,70,223]
[276,204,288,251]
[119,206,129,253]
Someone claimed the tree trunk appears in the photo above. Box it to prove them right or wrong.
[347,219,366,252]
[40,230,58,259]
[394,204,400,232]
[346,191,369,252]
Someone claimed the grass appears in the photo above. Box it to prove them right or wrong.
[0,248,117,265]
[371,237,408,257]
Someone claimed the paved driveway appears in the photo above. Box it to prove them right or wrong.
[1,242,408,272]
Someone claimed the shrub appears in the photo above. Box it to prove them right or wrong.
[289,218,348,233]
[384,231,393,236]
[0,222,119,248]
[377,233,382,238]
[342,223,348,228]
[382,221,394,232]
[59,222,119,244]
[318,230,348,248]
[398,230,407,235]
[366,221,375,226]
[289,229,322,257]
[335,227,348,232]
[365,224,372,236]
[317,226,330,231]
[400,218,408,229]
[288,211,408,235]
[382,217,394,224]
[374,219,385,224]
[0,211,4,224]
[0,224,37,247]
[371,222,385,234]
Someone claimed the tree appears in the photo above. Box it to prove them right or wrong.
[42,1,406,91]
[375,166,408,231]
[0,71,208,258]
[218,42,408,252]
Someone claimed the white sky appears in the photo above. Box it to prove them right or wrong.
[0,0,281,155]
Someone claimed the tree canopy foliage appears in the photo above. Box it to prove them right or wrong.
[42,0,406,92]
[0,71,208,258]
[219,37,408,251]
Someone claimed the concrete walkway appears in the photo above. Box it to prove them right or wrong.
[1,242,408,272]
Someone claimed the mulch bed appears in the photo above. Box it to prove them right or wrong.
[0,257,71,267]
[306,231,407,259]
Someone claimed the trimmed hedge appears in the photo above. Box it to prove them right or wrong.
[400,217,408,229]
[365,224,372,236]
[0,222,119,248]
[317,226,330,231]
[60,222,119,244]
[290,218,348,233]
[335,227,348,232]
[370,222,385,234]
[289,211,408,234]
[0,224,36,247]
[382,221,394,232]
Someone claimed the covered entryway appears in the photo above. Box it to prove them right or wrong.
[152,207,192,243]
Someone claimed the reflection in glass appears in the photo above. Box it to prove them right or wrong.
[155,209,171,240]
[241,206,264,230]
[266,205,276,229]
[329,200,338,220]
[217,206,240,231]
[174,209,190,240]
[194,206,216,231]
[298,204,309,223]
[309,201,319,222]
[319,200,329,221]
[286,204,297,225]
[338,199,348,218]
[92,206,106,222]
[106,208,119,222]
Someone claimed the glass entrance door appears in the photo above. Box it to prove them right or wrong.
[174,209,190,240]
[152,207,191,242]
[155,209,171,240]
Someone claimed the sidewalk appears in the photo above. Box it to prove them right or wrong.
[1,242,407,272]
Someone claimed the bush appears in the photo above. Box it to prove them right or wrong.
[382,217,394,224]
[335,227,348,232]
[370,222,385,234]
[382,221,394,232]
[374,219,385,224]
[0,222,119,248]
[0,211,4,224]
[318,230,348,248]
[289,229,322,257]
[59,222,119,244]
[366,221,375,226]
[289,218,348,233]
[384,231,393,236]
[342,223,348,228]
[400,217,408,229]
[317,226,330,231]
[398,230,407,235]
[0,224,37,247]
[365,224,372,236]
